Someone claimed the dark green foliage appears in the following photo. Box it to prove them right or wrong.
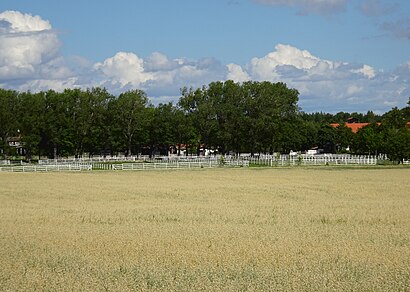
[0,84,409,160]
[317,125,336,153]
[109,89,150,156]
[0,89,19,158]
[351,123,381,155]
[382,128,410,163]
[335,124,354,152]
[179,81,300,155]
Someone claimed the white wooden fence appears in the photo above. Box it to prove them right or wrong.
[0,160,248,173]
[246,155,378,166]
[0,164,92,173]
[93,160,248,171]
[38,155,219,165]
[0,154,385,173]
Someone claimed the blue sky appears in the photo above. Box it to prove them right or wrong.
[0,0,409,113]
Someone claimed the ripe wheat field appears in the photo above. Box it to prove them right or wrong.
[0,168,409,291]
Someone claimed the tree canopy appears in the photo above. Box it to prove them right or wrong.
[0,84,409,162]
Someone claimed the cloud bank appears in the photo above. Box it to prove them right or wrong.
[252,0,348,16]
[0,10,74,91]
[0,10,408,113]
[360,0,398,17]
[382,18,410,40]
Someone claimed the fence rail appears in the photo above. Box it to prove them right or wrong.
[0,160,248,173]
[246,155,378,166]
[0,164,92,173]
[94,160,249,171]
[35,154,384,164]
[0,154,384,173]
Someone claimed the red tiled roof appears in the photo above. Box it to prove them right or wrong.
[331,122,410,133]
[347,123,372,133]
[330,123,371,133]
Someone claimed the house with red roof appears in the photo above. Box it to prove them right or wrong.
[330,122,377,133]
[331,118,410,133]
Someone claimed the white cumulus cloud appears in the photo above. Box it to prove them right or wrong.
[0,10,51,32]
[351,64,376,79]
[0,10,73,88]
[227,63,250,82]
[240,44,406,112]
[144,52,177,72]
[94,52,153,87]
[93,52,227,97]
[249,44,327,80]
[0,11,408,113]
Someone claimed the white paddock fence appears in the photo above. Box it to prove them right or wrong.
[0,160,248,173]
[94,160,248,171]
[0,164,92,173]
[246,155,378,166]
[0,154,382,173]
[38,155,219,165]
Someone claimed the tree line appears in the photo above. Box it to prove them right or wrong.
[0,81,409,162]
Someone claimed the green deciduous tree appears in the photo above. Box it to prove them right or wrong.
[64,88,111,157]
[317,125,336,153]
[383,128,410,163]
[0,89,19,158]
[352,124,381,155]
[3,83,408,161]
[109,89,150,156]
[179,86,218,155]
[19,92,45,160]
[335,123,354,152]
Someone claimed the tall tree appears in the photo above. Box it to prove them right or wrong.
[179,86,218,155]
[42,90,75,158]
[335,123,354,152]
[351,124,381,155]
[148,103,176,156]
[64,88,111,157]
[382,128,410,163]
[209,80,245,154]
[401,99,410,122]
[317,125,336,153]
[19,91,45,160]
[0,89,19,158]
[173,105,197,156]
[109,89,150,156]
[381,107,406,130]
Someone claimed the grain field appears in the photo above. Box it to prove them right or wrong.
[0,168,409,291]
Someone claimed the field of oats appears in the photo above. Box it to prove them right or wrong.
[0,168,409,291]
